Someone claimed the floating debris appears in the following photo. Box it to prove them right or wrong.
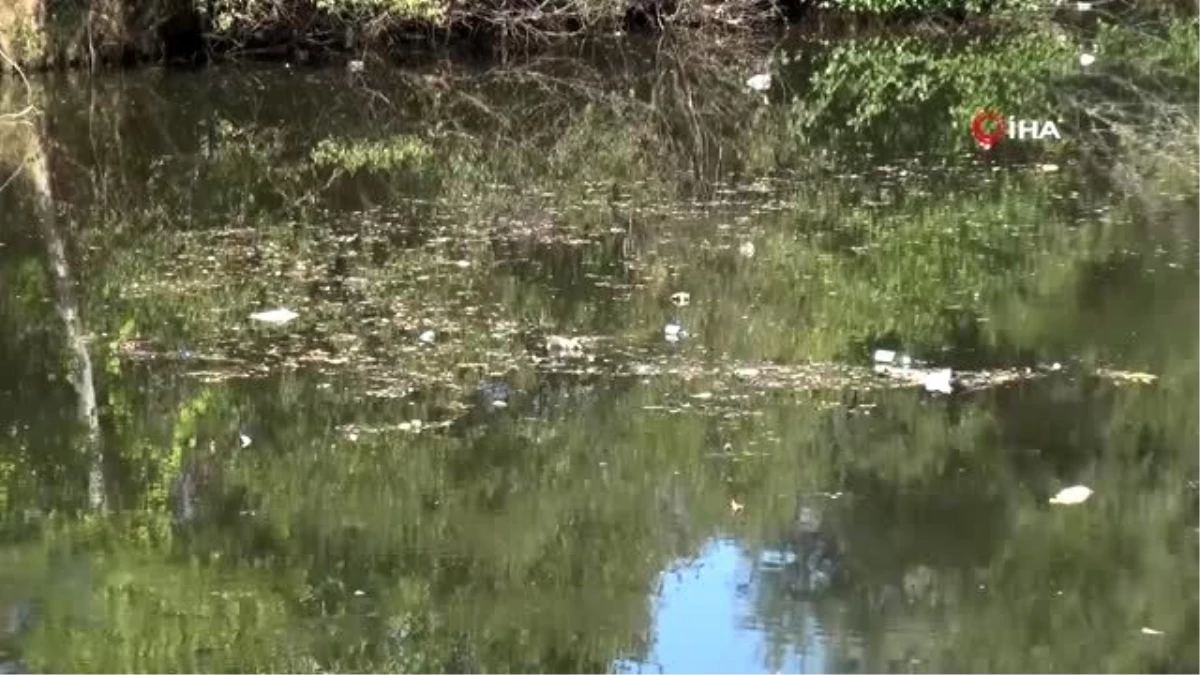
[745,73,771,92]
[478,380,511,409]
[347,59,365,74]
[739,241,756,258]
[1076,1,1093,10]
[730,498,745,513]
[1080,53,1096,67]
[1049,485,1093,505]
[664,321,687,343]
[1039,163,1060,173]
[873,349,896,364]
[1140,627,1165,636]
[419,330,436,344]
[546,335,584,357]
[249,308,299,325]
[238,432,252,449]
[1096,368,1157,385]
[924,368,954,395]
[670,291,691,307]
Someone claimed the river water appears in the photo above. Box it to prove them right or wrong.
[0,25,1197,673]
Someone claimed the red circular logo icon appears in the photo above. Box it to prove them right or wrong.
[970,110,1007,150]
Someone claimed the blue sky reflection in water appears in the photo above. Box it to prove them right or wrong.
[614,539,830,675]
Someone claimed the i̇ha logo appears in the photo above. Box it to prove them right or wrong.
[970,109,1062,150]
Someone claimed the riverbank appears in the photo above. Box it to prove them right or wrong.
[0,0,1167,71]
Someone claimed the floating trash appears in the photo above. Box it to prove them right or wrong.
[873,349,896,364]
[249,308,299,325]
[670,291,691,307]
[1076,1,1093,10]
[730,498,745,513]
[739,241,756,258]
[924,368,954,395]
[238,432,252,449]
[479,381,511,409]
[546,335,584,357]
[664,321,687,343]
[1140,627,1165,636]
[745,73,771,92]
[1096,368,1157,385]
[418,330,436,344]
[347,59,365,73]
[1039,163,1060,172]
[1080,53,1096,66]
[1049,485,1093,505]
[454,259,471,269]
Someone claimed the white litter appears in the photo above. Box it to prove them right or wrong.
[924,368,954,395]
[1140,627,1165,636]
[1049,485,1093,505]
[746,73,771,92]
[454,259,471,269]
[739,241,756,258]
[670,291,691,307]
[418,330,436,344]
[1039,163,1060,172]
[239,433,252,449]
[664,322,686,343]
[873,349,896,364]
[1076,1,1092,10]
[249,308,299,325]
[546,335,584,356]
[1080,53,1096,67]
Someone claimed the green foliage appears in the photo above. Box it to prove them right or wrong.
[788,29,1075,156]
[210,0,445,32]
[311,136,434,174]
[817,0,1040,14]
[313,0,447,20]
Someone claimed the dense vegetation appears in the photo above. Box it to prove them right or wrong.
[3,0,1187,69]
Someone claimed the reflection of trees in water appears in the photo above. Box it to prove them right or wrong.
[0,16,1194,672]
[0,123,107,514]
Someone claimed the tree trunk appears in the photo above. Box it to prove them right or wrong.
[23,123,108,513]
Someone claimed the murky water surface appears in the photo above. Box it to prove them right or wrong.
[0,27,1197,673]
